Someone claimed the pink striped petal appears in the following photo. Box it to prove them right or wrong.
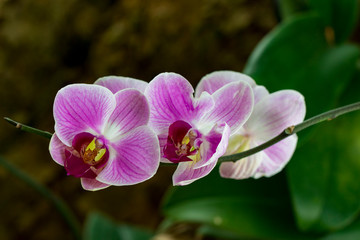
[97,126,160,185]
[195,71,256,97]
[200,81,254,132]
[145,72,214,134]
[254,135,298,178]
[53,84,115,146]
[245,90,306,140]
[94,76,148,93]
[49,133,67,166]
[219,141,263,179]
[193,123,230,169]
[173,160,217,186]
[103,89,149,139]
[172,123,230,185]
[81,178,110,191]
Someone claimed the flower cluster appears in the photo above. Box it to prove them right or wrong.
[49,71,305,190]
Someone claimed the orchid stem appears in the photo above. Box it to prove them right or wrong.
[0,156,81,240]
[4,117,52,139]
[218,101,360,163]
[4,102,360,163]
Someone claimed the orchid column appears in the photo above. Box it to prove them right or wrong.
[145,73,254,185]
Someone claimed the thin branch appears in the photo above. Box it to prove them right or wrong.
[218,101,360,163]
[4,102,360,164]
[4,117,53,139]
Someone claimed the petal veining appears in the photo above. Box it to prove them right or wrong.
[97,126,160,185]
[254,135,298,178]
[173,160,218,186]
[219,140,263,179]
[103,89,150,139]
[195,70,256,97]
[49,133,67,166]
[200,81,254,132]
[245,90,306,140]
[145,72,213,133]
[53,84,115,146]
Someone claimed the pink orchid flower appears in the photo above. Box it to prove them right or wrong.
[49,83,160,191]
[196,71,306,179]
[144,72,254,185]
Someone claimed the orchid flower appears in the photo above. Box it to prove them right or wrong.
[196,71,306,179]
[49,83,160,191]
[144,72,254,185]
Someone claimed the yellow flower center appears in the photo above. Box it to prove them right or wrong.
[82,138,107,165]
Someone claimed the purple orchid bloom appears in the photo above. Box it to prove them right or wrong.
[49,84,160,191]
[145,72,254,185]
[196,71,306,179]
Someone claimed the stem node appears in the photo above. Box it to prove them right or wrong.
[218,101,360,163]
[285,125,295,134]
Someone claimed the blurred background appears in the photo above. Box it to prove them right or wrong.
[0,0,359,240]
[0,0,277,239]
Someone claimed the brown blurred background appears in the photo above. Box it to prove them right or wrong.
[0,0,278,239]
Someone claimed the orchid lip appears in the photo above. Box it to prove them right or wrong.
[65,132,109,179]
[163,120,202,163]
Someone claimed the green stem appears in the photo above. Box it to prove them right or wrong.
[4,102,360,164]
[4,117,53,139]
[0,156,81,240]
[218,101,360,163]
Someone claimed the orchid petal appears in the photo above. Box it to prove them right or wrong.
[245,90,306,140]
[94,76,148,93]
[219,141,263,179]
[193,123,230,169]
[253,85,269,104]
[158,134,173,163]
[64,150,96,178]
[97,126,160,185]
[49,133,67,166]
[171,123,230,185]
[103,89,150,139]
[254,135,298,178]
[54,84,115,146]
[172,160,217,186]
[200,81,254,132]
[145,72,214,133]
[195,70,256,97]
[81,178,110,191]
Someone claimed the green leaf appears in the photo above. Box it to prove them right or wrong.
[162,170,319,239]
[287,111,360,232]
[275,0,308,20]
[198,224,245,240]
[244,13,360,119]
[244,7,360,234]
[321,217,360,240]
[84,212,153,240]
[339,63,360,105]
[308,0,359,44]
